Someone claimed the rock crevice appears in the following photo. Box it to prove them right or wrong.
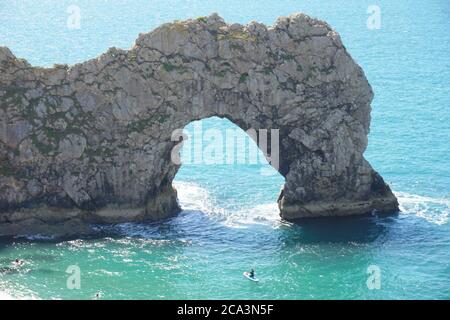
[0,13,398,235]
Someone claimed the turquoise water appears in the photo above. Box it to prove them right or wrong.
[0,0,449,299]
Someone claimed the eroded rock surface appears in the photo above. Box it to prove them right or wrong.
[0,13,398,236]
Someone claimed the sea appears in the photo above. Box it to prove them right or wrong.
[0,0,449,299]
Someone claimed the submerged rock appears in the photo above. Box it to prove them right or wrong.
[0,13,398,235]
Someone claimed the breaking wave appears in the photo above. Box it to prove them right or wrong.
[395,191,449,225]
[173,181,283,228]
[175,181,449,226]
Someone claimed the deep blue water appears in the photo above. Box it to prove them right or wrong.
[0,0,449,299]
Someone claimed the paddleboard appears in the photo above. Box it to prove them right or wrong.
[243,272,259,282]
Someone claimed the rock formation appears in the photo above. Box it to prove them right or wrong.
[0,13,398,236]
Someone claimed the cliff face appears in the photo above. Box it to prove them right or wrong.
[0,13,398,236]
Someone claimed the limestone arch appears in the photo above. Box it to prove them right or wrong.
[0,13,398,226]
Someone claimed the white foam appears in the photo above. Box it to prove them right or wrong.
[0,283,39,300]
[0,291,14,300]
[396,191,450,225]
[176,181,450,226]
[94,269,123,277]
[174,181,282,228]
[174,181,217,213]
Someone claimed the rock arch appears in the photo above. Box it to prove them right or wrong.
[0,13,398,230]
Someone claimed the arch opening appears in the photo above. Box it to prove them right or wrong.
[172,116,285,217]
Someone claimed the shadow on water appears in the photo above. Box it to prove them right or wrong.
[278,211,401,245]
[0,211,402,248]
[0,215,183,247]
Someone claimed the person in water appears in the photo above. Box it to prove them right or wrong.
[13,259,24,266]
[249,269,255,278]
